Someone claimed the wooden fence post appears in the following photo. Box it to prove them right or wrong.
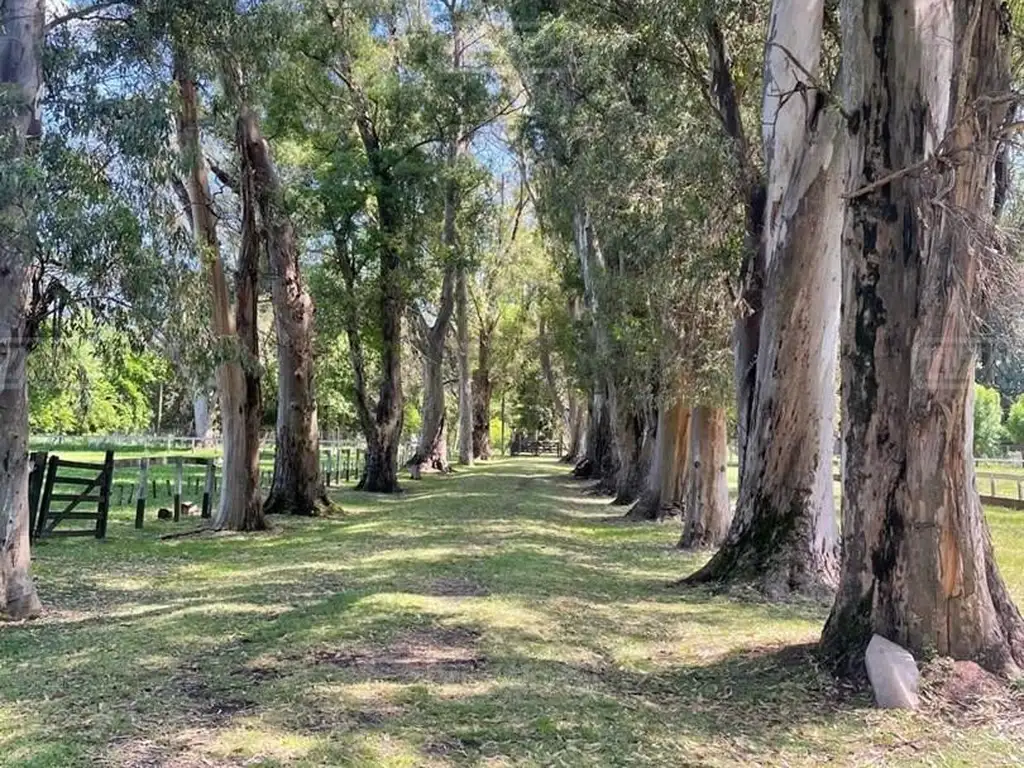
[201,462,215,519]
[28,451,48,539]
[173,458,183,522]
[97,450,114,540]
[35,455,60,540]
[135,457,149,529]
[345,448,352,483]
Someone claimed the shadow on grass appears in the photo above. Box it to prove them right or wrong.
[5,457,1011,766]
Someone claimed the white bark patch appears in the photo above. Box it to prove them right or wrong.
[762,0,825,270]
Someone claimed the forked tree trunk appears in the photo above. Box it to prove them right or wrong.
[472,330,493,460]
[410,267,456,475]
[411,347,451,475]
[821,0,1024,676]
[686,0,840,599]
[174,51,263,532]
[332,220,403,494]
[680,407,731,549]
[236,106,328,517]
[338,53,405,494]
[0,0,43,621]
[628,396,690,521]
[222,142,265,533]
[358,268,404,493]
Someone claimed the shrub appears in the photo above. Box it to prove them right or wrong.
[974,383,1005,457]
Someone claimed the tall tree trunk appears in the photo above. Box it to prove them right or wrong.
[193,393,213,443]
[686,0,841,599]
[572,204,620,491]
[562,392,587,464]
[220,137,265,533]
[410,345,451,475]
[0,0,44,622]
[472,329,493,460]
[821,0,1024,676]
[680,407,731,549]
[628,395,691,521]
[358,240,404,493]
[410,267,456,475]
[337,53,405,493]
[538,314,569,449]
[706,17,766,482]
[612,406,654,506]
[456,267,474,466]
[236,106,328,517]
[174,50,263,531]
[333,223,402,493]
[575,381,617,485]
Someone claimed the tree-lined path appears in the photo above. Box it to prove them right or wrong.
[2,460,1023,767]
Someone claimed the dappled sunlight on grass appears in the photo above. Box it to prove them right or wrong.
[206,719,323,763]
[2,457,1024,766]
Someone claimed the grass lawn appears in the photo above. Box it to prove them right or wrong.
[2,458,1024,767]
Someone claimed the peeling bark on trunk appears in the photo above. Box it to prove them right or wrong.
[628,396,690,522]
[686,0,840,599]
[680,407,731,549]
[0,0,43,620]
[821,0,1024,677]
[175,51,263,532]
[472,329,492,461]
[410,267,456,476]
[236,106,328,517]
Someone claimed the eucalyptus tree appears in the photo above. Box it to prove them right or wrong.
[685,0,843,597]
[173,40,266,531]
[822,0,1024,675]
[0,0,45,620]
[399,0,508,474]
[506,2,663,502]
[408,266,457,475]
[270,0,459,491]
[507,1,744,514]
[216,4,331,517]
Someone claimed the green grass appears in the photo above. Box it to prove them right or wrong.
[2,458,1024,767]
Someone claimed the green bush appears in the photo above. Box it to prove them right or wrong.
[974,383,1005,457]
[1006,394,1024,447]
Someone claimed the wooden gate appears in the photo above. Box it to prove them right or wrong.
[34,451,114,540]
